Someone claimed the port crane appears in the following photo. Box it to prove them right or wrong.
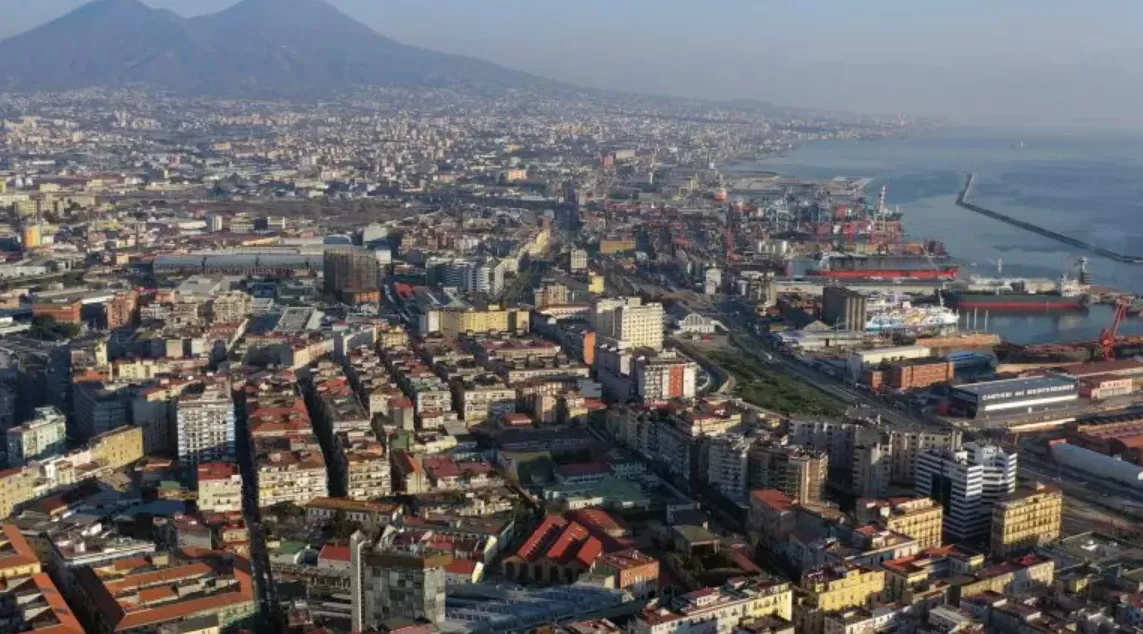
[1099,297,1131,359]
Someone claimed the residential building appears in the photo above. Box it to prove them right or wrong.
[305,498,403,530]
[634,351,697,402]
[989,483,1063,557]
[915,442,1017,541]
[419,306,530,339]
[71,552,256,633]
[954,554,1055,602]
[632,577,793,634]
[89,424,144,471]
[197,462,243,514]
[73,380,136,440]
[0,523,41,579]
[569,248,588,273]
[0,573,82,634]
[749,443,828,503]
[176,383,236,465]
[855,497,944,550]
[594,549,660,599]
[748,489,796,548]
[592,297,664,351]
[798,564,885,634]
[6,405,67,467]
[707,433,752,502]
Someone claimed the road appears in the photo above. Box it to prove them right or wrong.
[234,390,285,634]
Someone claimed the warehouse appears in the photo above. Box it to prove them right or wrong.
[1050,440,1143,487]
[1079,374,1134,401]
[949,376,1077,419]
[847,345,931,380]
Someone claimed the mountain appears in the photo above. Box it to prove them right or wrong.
[0,0,548,96]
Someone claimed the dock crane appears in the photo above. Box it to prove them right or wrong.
[1099,297,1131,359]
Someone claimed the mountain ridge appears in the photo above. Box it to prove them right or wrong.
[0,0,552,96]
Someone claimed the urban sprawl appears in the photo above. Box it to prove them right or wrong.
[0,87,1139,634]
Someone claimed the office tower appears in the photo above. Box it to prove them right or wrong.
[350,531,450,631]
[175,383,236,465]
[324,247,379,298]
[915,442,1017,542]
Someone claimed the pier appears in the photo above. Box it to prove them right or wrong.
[957,174,1143,264]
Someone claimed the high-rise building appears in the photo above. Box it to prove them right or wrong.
[6,406,67,467]
[569,248,588,272]
[324,247,379,299]
[749,443,828,503]
[592,297,664,351]
[438,259,503,297]
[634,351,698,402]
[990,483,1063,557]
[915,442,1017,542]
[175,383,236,465]
[350,531,450,630]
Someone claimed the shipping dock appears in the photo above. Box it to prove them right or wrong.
[957,173,1143,264]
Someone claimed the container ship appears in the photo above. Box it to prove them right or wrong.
[808,255,960,280]
[946,275,1089,311]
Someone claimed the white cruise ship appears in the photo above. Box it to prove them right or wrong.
[864,295,958,333]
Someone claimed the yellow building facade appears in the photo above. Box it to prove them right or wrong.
[990,484,1063,557]
[90,425,144,471]
[882,498,944,550]
[0,523,42,579]
[801,564,885,612]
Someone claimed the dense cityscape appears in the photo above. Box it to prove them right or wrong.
[1,4,1143,634]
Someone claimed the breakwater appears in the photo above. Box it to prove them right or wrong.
[957,173,1143,264]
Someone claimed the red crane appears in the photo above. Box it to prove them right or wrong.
[1099,297,1131,359]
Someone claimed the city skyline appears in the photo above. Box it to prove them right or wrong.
[5,0,1143,128]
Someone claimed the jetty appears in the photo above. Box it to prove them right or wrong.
[957,173,1143,264]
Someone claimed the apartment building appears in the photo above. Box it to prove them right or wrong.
[989,484,1063,557]
[197,462,243,514]
[798,564,886,634]
[73,380,136,440]
[453,374,517,424]
[89,424,144,471]
[633,578,793,634]
[6,405,67,467]
[176,383,236,465]
[592,297,664,351]
[634,352,697,402]
[72,552,256,633]
[855,497,944,550]
[749,442,828,503]
[346,441,392,500]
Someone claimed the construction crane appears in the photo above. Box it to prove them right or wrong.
[1099,297,1131,359]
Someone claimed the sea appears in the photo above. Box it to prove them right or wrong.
[726,128,1143,345]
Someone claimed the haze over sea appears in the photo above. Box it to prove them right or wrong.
[728,129,1143,345]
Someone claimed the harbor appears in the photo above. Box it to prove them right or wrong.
[957,173,1143,264]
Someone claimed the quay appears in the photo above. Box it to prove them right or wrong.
[957,173,1143,264]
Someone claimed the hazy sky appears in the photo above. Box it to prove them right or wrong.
[6,0,1143,128]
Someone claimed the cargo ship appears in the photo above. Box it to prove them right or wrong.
[946,275,1090,311]
[807,255,960,280]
